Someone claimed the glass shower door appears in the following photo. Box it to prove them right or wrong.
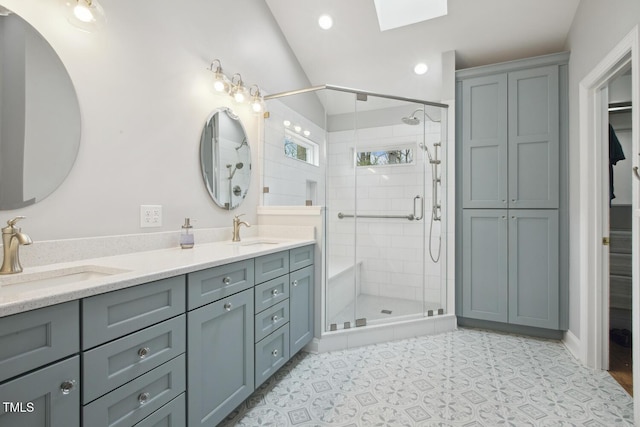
[351,96,428,325]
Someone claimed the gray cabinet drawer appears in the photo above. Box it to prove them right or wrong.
[83,315,186,404]
[255,251,289,284]
[134,394,185,427]
[0,355,80,427]
[187,260,254,310]
[254,275,289,314]
[0,301,79,383]
[83,354,185,427]
[82,276,185,350]
[290,245,314,271]
[255,324,289,388]
[255,300,289,343]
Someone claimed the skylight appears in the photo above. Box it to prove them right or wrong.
[373,0,447,31]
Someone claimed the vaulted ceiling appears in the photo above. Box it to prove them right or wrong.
[265,0,581,103]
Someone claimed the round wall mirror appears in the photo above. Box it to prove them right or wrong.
[0,9,81,209]
[200,108,251,210]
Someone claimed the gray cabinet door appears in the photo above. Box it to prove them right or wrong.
[0,301,79,383]
[508,210,559,329]
[462,74,508,208]
[0,356,80,427]
[289,265,314,355]
[187,289,254,427]
[508,66,559,208]
[462,210,508,322]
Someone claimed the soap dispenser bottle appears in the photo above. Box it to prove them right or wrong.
[180,218,194,249]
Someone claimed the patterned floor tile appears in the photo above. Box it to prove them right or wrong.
[221,328,634,426]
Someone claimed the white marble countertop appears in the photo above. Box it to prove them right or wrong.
[0,237,315,317]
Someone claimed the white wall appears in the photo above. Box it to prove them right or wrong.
[0,0,311,241]
[565,0,640,337]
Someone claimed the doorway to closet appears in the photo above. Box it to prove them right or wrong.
[607,68,633,395]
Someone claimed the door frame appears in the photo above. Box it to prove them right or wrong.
[578,24,639,419]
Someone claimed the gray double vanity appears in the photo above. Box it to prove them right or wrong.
[0,241,315,427]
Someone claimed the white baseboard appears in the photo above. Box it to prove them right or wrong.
[563,330,582,361]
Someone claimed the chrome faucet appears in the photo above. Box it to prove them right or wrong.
[0,216,33,274]
[232,214,250,242]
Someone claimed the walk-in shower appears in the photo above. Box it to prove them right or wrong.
[263,85,449,335]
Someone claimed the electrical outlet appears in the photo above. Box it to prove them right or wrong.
[140,205,162,228]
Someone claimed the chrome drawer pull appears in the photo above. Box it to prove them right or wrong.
[222,276,231,285]
[272,315,279,323]
[292,280,298,287]
[272,349,278,357]
[60,380,76,395]
[224,302,232,311]
[272,289,279,296]
[138,392,151,405]
[138,347,151,359]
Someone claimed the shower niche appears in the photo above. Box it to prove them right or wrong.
[262,85,450,336]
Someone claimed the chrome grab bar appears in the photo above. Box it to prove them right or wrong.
[337,212,415,221]
[413,195,424,221]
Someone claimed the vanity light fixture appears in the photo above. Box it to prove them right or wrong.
[62,0,106,32]
[294,125,302,133]
[210,59,230,94]
[303,130,311,137]
[283,120,291,127]
[230,73,248,103]
[249,85,265,113]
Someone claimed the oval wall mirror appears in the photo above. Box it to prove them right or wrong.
[200,108,251,210]
[0,9,81,210]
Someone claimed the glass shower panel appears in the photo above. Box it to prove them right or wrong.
[324,89,359,331]
[262,90,326,207]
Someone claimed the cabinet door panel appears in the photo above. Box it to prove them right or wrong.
[187,289,254,427]
[462,74,508,208]
[290,265,314,355]
[0,301,79,383]
[508,66,559,208]
[0,356,80,427]
[462,210,508,322]
[508,210,559,329]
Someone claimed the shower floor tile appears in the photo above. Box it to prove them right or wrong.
[329,293,441,327]
[220,328,634,426]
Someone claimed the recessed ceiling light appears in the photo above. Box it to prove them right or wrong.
[414,63,429,75]
[318,14,333,30]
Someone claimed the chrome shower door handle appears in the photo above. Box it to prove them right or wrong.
[413,195,424,221]
[633,166,640,181]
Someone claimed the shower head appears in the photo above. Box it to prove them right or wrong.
[401,108,441,125]
[235,162,244,169]
[401,115,421,126]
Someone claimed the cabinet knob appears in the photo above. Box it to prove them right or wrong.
[272,289,279,296]
[292,280,298,287]
[222,276,231,285]
[272,349,278,357]
[511,199,517,203]
[224,302,232,311]
[272,315,279,323]
[60,380,76,395]
[138,392,151,405]
[138,347,151,359]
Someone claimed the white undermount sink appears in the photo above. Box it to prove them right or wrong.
[239,240,279,247]
[0,265,130,290]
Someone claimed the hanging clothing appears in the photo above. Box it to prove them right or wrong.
[609,124,625,204]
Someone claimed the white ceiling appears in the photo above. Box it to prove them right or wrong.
[265,0,581,104]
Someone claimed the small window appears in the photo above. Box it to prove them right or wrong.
[284,130,319,166]
[356,148,414,167]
